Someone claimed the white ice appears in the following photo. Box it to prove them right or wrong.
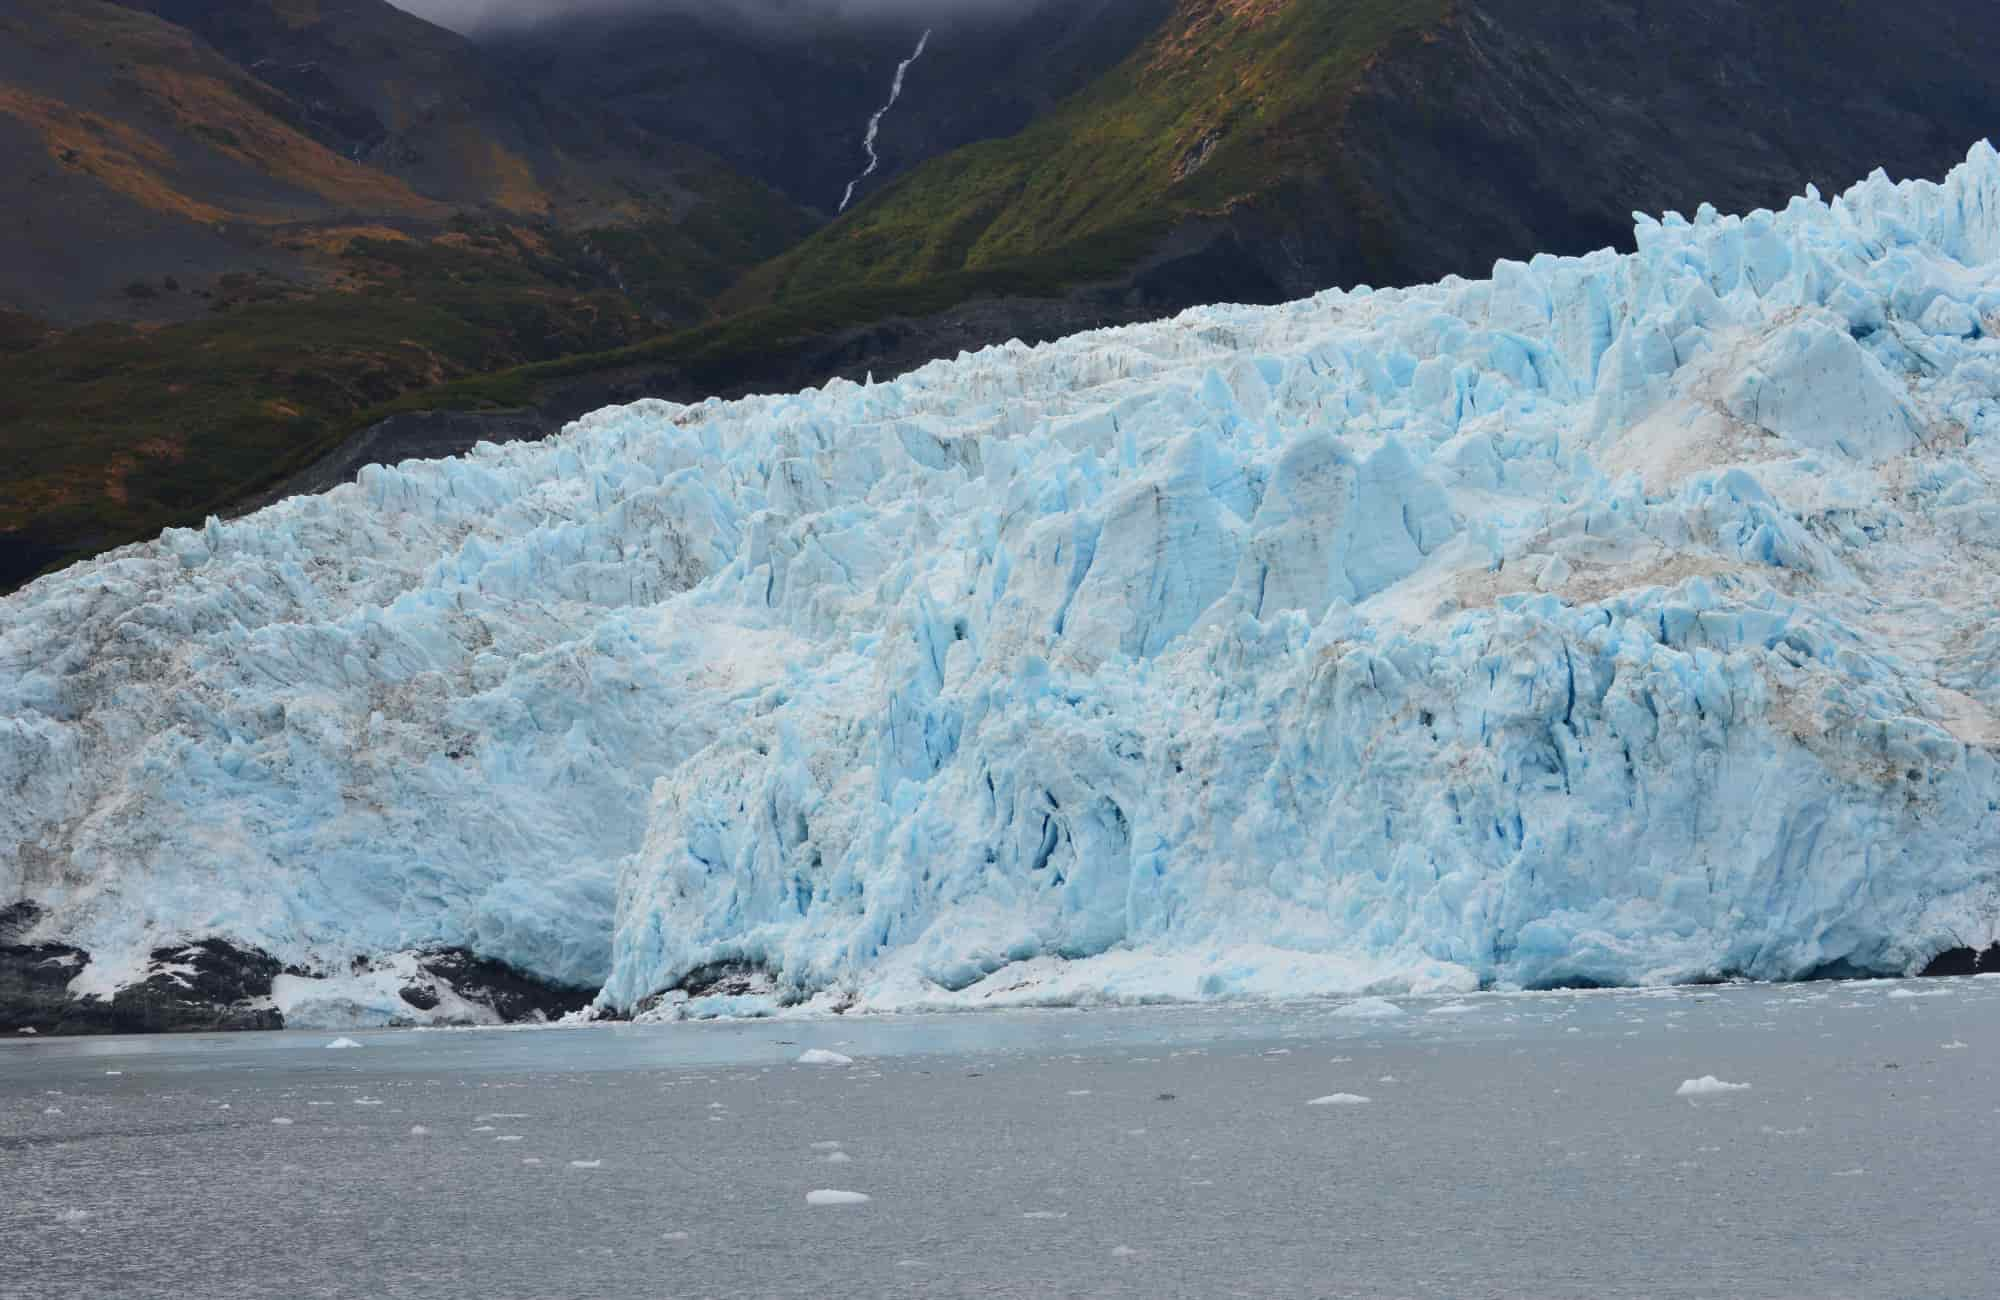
[1675,1076,1751,1096]
[805,1189,871,1206]
[796,1049,854,1066]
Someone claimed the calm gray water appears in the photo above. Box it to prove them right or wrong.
[4,979,1997,1299]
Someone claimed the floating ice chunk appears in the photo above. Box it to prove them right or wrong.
[824,1150,852,1163]
[409,1125,430,1136]
[103,1070,122,1076]
[1831,1168,1866,1177]
[56,1209,88,1225]
[809,1140,843,1151]
[325,1038,362,1050]
[1943,1040,1968,1050]
[42,1106,62,1116]
[806,1189,871,1206]
[495,1135,524,1142]
[569,1159,603,1169]
[1675,1076,1751,1096]
[1066,1089,1093,1097]
[1022,1210,1069,1220]
[522,1157,542,1166]
[1307,1094,1372,1106]
[1427,1004,1478,1016]
[271,1117,294,1126]
[1111,1245,1138,1258]
[797,1049,854,1066]
[662,1231,691,1242]
[1887,988,1947,1000]
[1333,999,1405,1020]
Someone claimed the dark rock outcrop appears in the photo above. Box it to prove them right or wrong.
[1,899,596,1033]
[1920,945,2000,978]
[415,948,597,1024]
[1,921,284,1035]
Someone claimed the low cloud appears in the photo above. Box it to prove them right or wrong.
[394,1,1037,36]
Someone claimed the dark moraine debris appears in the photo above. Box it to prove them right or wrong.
[623,959,794,1019]
[674,960,777,1000]
[0,919,96,1034]
[1920,944,2000,977]
[0,922,285,1034]
[416,949,597,1023]
[105,940,286,1033]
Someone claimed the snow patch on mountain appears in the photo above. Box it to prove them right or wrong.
[4,144,2000,1025]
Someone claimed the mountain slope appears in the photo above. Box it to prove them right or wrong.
[3,145,1998,1028]
[738,0,2000,313]
[0,0,810,590]
[484,0,1177,215]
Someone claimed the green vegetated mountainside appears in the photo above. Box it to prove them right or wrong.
[0,0,810,589]
[742,0,2000,314]
[729,0,1447,312]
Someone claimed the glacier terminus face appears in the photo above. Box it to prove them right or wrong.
[4,145,2000,1026]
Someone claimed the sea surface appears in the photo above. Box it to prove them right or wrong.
[4,978,1997,1299]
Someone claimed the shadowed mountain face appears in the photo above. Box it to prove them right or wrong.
[0,0,811,589]
[1329,0,2000,289]
[114,0,693,221]
[481,0,1177,214]
[0,0,807,323]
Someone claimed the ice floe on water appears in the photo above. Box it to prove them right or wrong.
[6,146,2000,1022]
[806,1189,870,1207]
[796,1049,854,1066]
[1307,1093,1372,1106]
[1676,1076,1752,1097]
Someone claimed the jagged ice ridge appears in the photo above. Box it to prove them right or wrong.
[5,145,2000,1024]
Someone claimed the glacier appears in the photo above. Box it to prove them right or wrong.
[4,144,2000,1026]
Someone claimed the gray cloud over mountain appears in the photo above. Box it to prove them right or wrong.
[393,0,1032,35]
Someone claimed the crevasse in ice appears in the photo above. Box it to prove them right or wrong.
[5,145,2000,1018]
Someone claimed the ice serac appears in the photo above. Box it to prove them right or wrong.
[5,145,2000,1025]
